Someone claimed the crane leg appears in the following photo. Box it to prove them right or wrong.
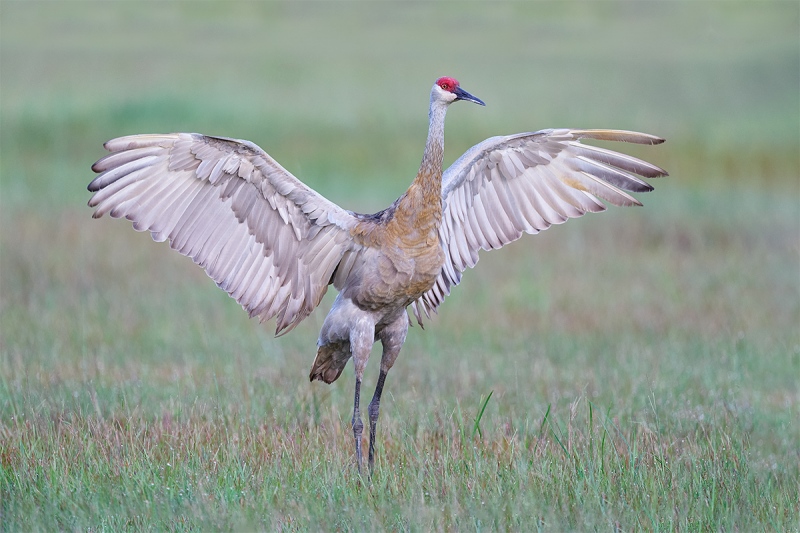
[367,369,387,473]
[347,310,376,475]
[367,312,408,474]
[352,377,364,474]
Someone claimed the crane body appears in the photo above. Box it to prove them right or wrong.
[88,77,667,473]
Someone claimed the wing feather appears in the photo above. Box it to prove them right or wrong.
[88,132,362,334]
[413,128,666,321]
[568,142,665,178]
[572,155,653,192]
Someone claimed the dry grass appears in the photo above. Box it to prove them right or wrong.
[2,185,797,529]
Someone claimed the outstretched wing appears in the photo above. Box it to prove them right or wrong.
[88,133,361,335]
[411,128,667,323]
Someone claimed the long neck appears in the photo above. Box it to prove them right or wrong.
[418,100,448,186]
[395,99,448,231]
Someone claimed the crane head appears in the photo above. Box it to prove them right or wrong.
[434,76,485,106]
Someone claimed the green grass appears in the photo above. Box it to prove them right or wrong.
[2,1,799,531]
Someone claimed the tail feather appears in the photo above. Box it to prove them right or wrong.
[309,341,352,384]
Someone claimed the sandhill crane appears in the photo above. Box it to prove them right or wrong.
[88,76,667,473]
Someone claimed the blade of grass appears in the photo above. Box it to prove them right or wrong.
[472,390,493,439]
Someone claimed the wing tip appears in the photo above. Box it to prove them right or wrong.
[641,134,666,146]
[644,164,669,179]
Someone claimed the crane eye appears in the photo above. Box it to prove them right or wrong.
[440,83,449,91]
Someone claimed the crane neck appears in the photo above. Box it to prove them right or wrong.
[419,99,448,183]
[394,98,448,234]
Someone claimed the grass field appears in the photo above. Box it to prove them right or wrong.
[2,1,799,531]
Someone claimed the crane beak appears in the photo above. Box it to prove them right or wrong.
[453,86,485,106]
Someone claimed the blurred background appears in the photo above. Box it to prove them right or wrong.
[2,0,798,409]
[1,1,798,528]
[2,1,797,209]
[2,0,798,394]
